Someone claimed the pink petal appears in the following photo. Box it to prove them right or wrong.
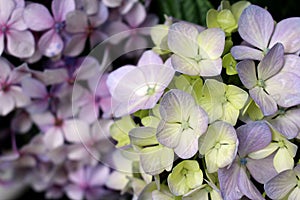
[52,0,75,22]
[63,119,90,143]
[65,184,84,200]
[124,2,146,28]
[7,8,27,31]
[21,77,47,98]
[78,102,98,124]
[23,3,53,31]
[0,58,12,81]
[89,30,107,48]
[38,30,63,57]
[88,2,108,27]
[269,17,300,53]
[9,85,30,107]
[31,112,55,127]
[75,56,100,80]
[64,34,87,57]
[0,0,15,24]
[66,10,87,33]
[231,45,264,60]
[102,0,122,8]
[44,127,65,149]
[0,91,14,115]
[0,33,4,55]
[238,5,274,50]
[6,30,35,58]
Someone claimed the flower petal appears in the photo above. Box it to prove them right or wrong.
[24,3,53,31]
[157,121,181,148]
[238,5,274,50]
[236,60,257,89]
[249,87,277,116]
[270,17,300,53]
[266,72,300,108]
[274,148,294,173]
[0,91,14,115]
[63,119,90,143]
[237,121,272,157]
[0,0,15,24]
[137,50,163,66]
[21,77,47,98]
[124,2,146,28]
[257,43,284,80]
[246,154,278,184]
[231,45,264,60]
[52,0,75,21]
[38,30,63,57]
[264,169,297,199]
[171,54,200,76]
[168,22,199,58]
[198,58,222,77]
[63,34,87,57]
[6,30,35,58]
[66,10,87,33]
[197,28,225,59]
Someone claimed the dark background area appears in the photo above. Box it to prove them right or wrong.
[16,0,299,199]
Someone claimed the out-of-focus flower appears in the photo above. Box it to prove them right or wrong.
[24,0,75,57]
[0,58,30,116]
[0,0,35,58]
[64,2,109,56]
[65,165,110,200]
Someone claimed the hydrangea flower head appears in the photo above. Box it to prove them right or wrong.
[157,89,208,159]
[231,5,300,60]
[167,22,225,76]
[107,50,175,117]
[237,43,300,116]
[0,0,35,58]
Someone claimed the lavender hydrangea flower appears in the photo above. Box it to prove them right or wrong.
[24,0,75,57]
[265,165,300,199]
[107,50,175,117]
[231,5,300,60]
[237,43,300,116]
[0,58,30,115]
[0,0,35,58]
[157,89,208,159]
[218,121,277,200]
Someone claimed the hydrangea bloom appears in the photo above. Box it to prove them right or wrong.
[24,0,75,57]
[168,22,225,76]
[237,43,300,116]
[107,50,175,117]
[231,5,300,60]
[0,0,35,58]
[0,58,30,115]
[157,89,208,159]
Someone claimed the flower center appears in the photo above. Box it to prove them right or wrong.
[215,142,221,149]
[278,140,285,148]
[240,157,247,165]
[181,120,190,130]
[1,25,8,34]
[257,79,266,88]
[147,87,155,96]
[54,22,65,33]
[55,118,64,127]
[194,54,202,62]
